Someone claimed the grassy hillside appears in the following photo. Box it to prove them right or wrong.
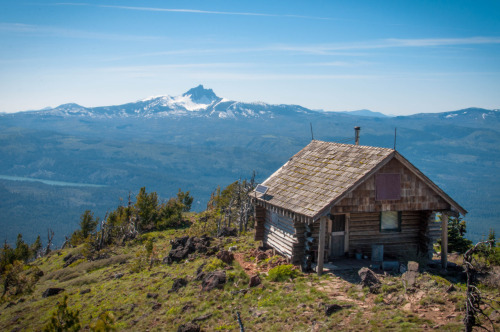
[2,224,499,331]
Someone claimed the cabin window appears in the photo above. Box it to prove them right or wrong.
[380,211,401,232]
[376,174,401,200]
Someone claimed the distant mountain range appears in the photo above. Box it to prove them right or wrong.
[0,85,499,245]
[9,85,499,124]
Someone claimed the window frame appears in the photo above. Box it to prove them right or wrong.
[379,211,402,232]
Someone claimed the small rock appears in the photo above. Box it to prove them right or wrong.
[249,275,261,288]
[80,288,91,295]
[325,304,343,316]
[229,246,237,252]
[147,293,159,299]
[169,278,188,293]
[218,227,237,237]
[216,250,234,264]
[42,288,65,298]
[152,303,161,310]
[402,303,412,311]
[358,267,381,293]
[407,261,419,272]
[202,271,226,292]
[114,273,124,279]
[177,322,200,332]
[192,313,212,322]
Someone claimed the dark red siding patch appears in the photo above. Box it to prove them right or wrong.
[376,174,401,200]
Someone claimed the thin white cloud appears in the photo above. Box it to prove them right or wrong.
[53,3,332,20]
[0,22,159,41]
[271,37,500,54]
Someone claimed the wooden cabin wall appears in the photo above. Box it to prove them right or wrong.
[331,158,451,214]
[254,206,266,241]
[261,209,304,263]
[348,211,428,257]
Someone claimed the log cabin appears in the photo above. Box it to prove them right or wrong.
[252,138,467,274]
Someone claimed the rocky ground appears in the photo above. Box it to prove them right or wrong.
[1,229,499,331]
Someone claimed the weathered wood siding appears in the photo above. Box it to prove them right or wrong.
[348,211,429,257]
[254,206,266,241]
[262,210,304,263]
[332,158,451,214]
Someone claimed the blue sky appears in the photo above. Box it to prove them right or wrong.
[0,1,499,114]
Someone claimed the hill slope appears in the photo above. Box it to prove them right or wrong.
[0,86,499,245]
[3,228,498,331]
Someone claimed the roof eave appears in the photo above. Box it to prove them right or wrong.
[393,152,468,216]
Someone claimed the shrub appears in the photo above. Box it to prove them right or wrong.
[205,258,226,272]
[267,264,298,282]
[43,295,81,332]
[90,311,116,331]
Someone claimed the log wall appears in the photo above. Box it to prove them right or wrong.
[262,210,304,263]
[254,206,266,241]
[348,210,429,257]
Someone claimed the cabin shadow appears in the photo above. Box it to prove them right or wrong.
[309,256,466,285]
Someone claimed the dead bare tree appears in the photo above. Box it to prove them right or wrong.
[44,229,54,256]
[463,240,499,332]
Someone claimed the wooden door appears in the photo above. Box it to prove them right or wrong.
[330,214,346,258]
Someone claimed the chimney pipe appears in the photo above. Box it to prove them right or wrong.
[354,126,361,145]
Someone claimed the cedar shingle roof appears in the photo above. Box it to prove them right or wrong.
[254,140,466,221]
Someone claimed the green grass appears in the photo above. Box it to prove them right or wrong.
[1,228,499,331]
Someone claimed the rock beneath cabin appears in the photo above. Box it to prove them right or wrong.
[177,322,200,332]
[218,227,237,237]
[169,278,188,293]
[325,304,343,316]
[249,274,261,288]
[358,267,381,293]
[216,250,234,264]
[42,288,65,298]
[402,261,419,287]
[202,271,226,292]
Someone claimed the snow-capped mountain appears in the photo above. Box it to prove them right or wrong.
[20,85,314,120]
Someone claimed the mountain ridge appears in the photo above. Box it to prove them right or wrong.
[3,86,498,122]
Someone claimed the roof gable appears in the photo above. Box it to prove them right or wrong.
[255,140,394,219]
[254,140,466,221]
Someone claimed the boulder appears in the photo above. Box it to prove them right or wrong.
[166,236,212,264]
[216,250,234,264]
[218,227,237,237]
[202,271,226,292]
[169,278,188,293]
[195,263,207,280]
[325,304,343,316]
[42,288,65,298]
[358,267,381,293]
[177,322,200,332]
[249,274,261,288]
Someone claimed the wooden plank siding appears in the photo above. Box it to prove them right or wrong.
[331,158,451,214]
[262,210,304,263]
[348,211,429,257]
[254,206,266,241]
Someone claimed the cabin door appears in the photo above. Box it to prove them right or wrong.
[330,214,346,258]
